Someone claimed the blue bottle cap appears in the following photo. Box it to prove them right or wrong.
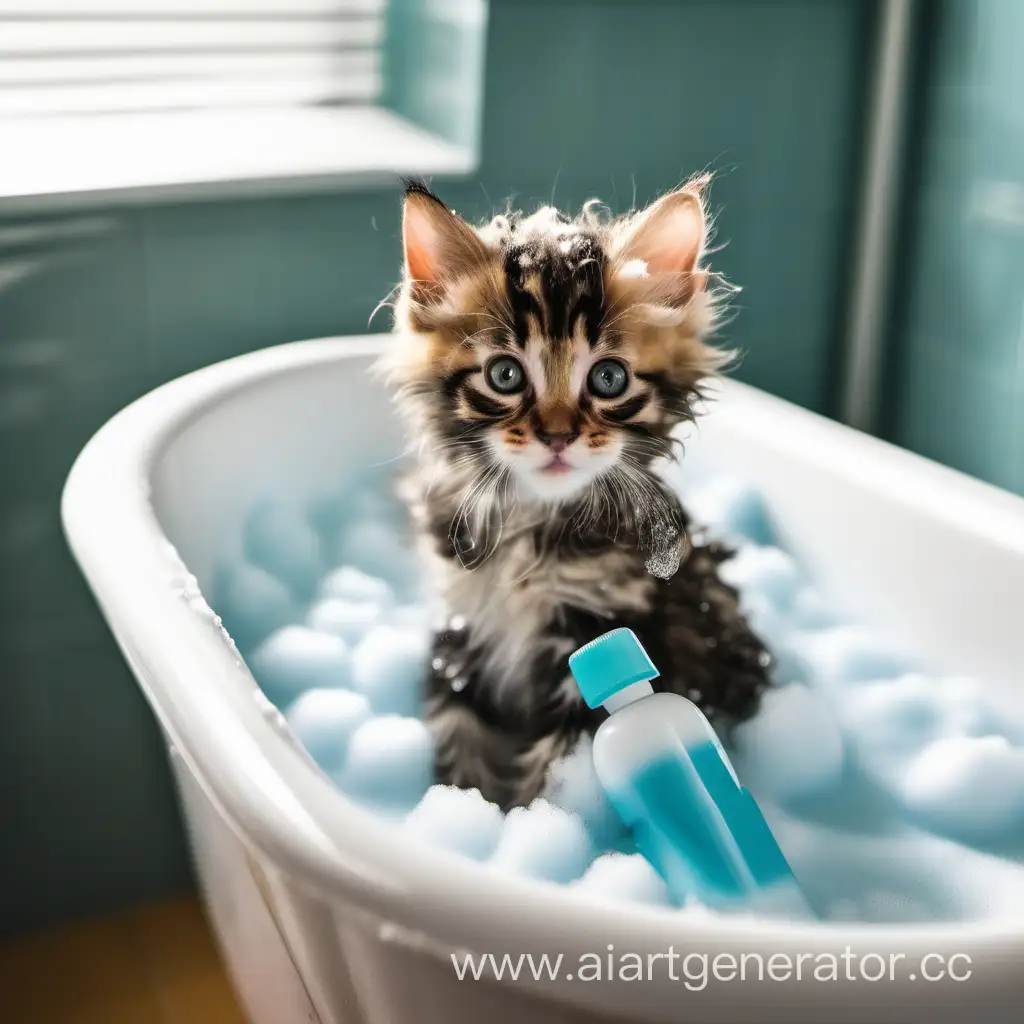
[568,628,660,709]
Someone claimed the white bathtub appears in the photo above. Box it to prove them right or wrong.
[62,335,1024,1024]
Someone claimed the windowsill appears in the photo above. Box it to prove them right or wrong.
[0,106,476,215]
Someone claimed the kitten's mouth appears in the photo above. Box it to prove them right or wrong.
[538,455,574,476]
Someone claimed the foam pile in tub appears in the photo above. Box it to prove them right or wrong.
[214,465,1024,923]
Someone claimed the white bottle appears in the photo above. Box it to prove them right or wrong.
[569,628,811,917]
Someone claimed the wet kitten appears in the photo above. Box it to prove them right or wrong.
[382,178,772,810]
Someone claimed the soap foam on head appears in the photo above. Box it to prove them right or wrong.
[219,468,1024,923]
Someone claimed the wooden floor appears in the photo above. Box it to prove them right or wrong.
[0,896,248,1023]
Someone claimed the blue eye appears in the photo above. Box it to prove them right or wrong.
[588,359,628,398]
[486,356,526,394]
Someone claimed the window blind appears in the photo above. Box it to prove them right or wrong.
[0,1,386,117]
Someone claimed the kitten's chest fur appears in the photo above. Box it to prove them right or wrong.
[403,465,654,702]
[439,529,654,696]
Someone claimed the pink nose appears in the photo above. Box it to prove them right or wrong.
[536,428,578,453]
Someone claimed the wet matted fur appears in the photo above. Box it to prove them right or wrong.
[381,178,772,810]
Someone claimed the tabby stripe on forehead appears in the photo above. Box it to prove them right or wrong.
[504,250,543,346]
[605,393,651,422]
[510,285,544,345]
[569,294,603,345]
[563,248,606,342]
[462,387,509,417]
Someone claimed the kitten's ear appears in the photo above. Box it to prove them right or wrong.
[615,179,709,301]
[402,181,487,297]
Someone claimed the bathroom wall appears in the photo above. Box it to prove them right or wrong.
[0,0,870,938]
[886,0,1024,494]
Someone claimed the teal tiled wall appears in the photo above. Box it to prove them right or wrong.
[888,0,1024,494]
[0,0,869,938]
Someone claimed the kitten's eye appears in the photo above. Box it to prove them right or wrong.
[587,359,628,398]
[486,356,526,394]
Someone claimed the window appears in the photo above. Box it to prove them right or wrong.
[0,0,386,118]
[0,0,485,210]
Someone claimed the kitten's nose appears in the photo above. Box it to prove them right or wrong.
[536,428,578,453]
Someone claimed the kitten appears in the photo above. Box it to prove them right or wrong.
[382,178,772,811]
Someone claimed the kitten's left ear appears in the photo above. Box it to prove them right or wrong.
[614,179,709,301]
[402,181,487,299]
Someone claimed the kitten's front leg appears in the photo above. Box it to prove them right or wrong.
[426,690,581,812]
[424,620,518,808]
[425,690,524,809]
[425,624,581,810]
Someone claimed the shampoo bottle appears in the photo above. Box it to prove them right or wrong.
[569,627,810,918]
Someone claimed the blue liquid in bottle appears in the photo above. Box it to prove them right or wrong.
[569,628,811,917]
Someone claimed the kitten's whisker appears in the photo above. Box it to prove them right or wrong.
[367,283,402,328]
[450,462,505,570]
[477,466,513,564]
[458,327,499,348]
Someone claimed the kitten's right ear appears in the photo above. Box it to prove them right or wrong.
[612,177,710,306]
[402,181,487,298]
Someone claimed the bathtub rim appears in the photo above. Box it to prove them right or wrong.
[61,334,1024,1018]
